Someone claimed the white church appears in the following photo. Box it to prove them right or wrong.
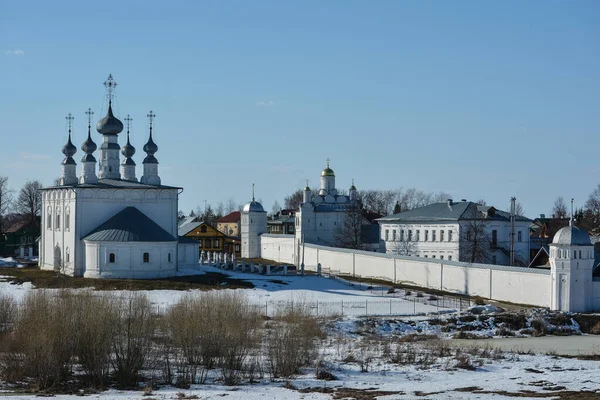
[38,75,198,279]
[241,160,362,261]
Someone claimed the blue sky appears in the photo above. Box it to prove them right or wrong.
[1,0,599,217]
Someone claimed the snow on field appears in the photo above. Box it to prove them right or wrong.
[0,257,23,268]
[1,266,600,399]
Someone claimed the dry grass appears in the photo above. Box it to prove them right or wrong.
[0,267,254,290]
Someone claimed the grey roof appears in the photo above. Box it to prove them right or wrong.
[268,215,295,225]
[178,235,199,244]
[178,221,202,236]
[40,178,181,190]
[552,225,592,246]
[243,201,265,213]
[83,207,176,242]
[377,201,531,223]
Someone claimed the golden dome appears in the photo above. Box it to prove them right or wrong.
[321,167,335,177]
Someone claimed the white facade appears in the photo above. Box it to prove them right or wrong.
[38,75,198,279]
[294,162,360,258]
[39,185,183,278]
[241,201,267,258]
[378,201,531,267]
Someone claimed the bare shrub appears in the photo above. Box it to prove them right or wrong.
[0,294,17,333]
[472,296,485,306]
[590,321,600,335]
[6,290,78,390]
[530,318,547,336]
[266,301,322,379]
[72,292,118,388]
[112,292,156,388]
[454,353,476,370]
[167,292,261,386]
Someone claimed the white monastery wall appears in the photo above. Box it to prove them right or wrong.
[260,235,296,264]
[592,280,600,310]
[178,243,199,268]
[261,239,551,307]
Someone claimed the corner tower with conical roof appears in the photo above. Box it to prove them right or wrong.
[59,113,78,185]
[96,74,124,180]
[140,110,161,185]
[549,199,595,312]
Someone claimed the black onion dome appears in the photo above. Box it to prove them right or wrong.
[143,134,158,155]
[62,134,77,157]
[96,103,123,135]
[81,132,97,154]
[121,137,136,158]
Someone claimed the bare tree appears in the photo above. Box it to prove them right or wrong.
[284,189,304,211]
[226,198,237,214]
[215,201,224,220]
[15,180,42,227]
[271,200,282,217]
[394,238,416,256]
[515,201,525,217]
[358,190,396,216]
[459,218,491,264]
[476,198,487,206]
[0,176,13,233]
[335,203,364,250]
[552,196,568,219]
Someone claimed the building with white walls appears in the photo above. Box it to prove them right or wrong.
[377,200,531,266]
[294,160,360,248]
[240,185,268,258]
[38,75,198,279]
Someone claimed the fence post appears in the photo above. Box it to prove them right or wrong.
[341,300,344,317]
[265,301,268,317]
[366,300,368,316]
[316,300,319,317]
[389,298,392,315]
[413,297,416,314]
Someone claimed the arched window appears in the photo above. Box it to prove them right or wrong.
[109,253,116,263]
[574,251,577,259]
[66,247,70,263]
[579,250,582,259]
[65,208,70,231]
[143,252,150,263]
[168,253,172,263]
[56,213,61,230]
[47,208,52,230]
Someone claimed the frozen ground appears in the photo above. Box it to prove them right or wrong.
[1,266,600,399]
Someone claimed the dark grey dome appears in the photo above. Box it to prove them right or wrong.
[143,133,158,155]
[62,156,76,165]
[96,103,123,135]
[121,137,136,158]
[142,154,158,164]
[81,132,97,154]
[81,153,96,163]
[122,157,136,166]
[243,201,265,213]
[62,134,76,157]
[552,225,592,246]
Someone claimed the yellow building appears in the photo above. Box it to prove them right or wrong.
[179,218,240,257]
[216,211,241,238]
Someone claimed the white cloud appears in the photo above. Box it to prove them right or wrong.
[18,152,51,161]
[256,100,275,107]
[5,49,24,56]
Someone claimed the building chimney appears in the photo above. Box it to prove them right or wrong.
[447,199,453,207]
[461,199,467,202]
[540,214,546,218]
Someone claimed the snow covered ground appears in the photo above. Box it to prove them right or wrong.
[0,257,24,268]
[1,266,600,399]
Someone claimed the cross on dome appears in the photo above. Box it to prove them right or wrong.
[85,108,94,125]
[65,113,74,133]
[103,74,117,102]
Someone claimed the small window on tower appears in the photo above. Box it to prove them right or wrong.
[109,253,116,263]
[168,253,172,263]
[143,252,150,263]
